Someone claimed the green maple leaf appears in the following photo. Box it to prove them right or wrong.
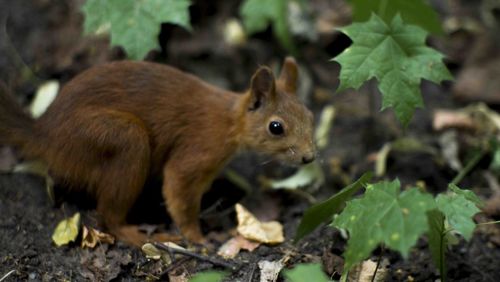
[334,14,452,126]
[240,0,294,52]
[347,0,443,34]
[436,189,481,240]
[448,184,484,208]
[82,0,191,60]
[332,180,435,271]
[294,172,372,243]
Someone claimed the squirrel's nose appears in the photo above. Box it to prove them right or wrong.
[302,154,315,164]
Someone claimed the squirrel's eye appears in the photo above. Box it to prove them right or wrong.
[269,121,284,135]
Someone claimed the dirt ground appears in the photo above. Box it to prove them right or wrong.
[1,0,500,281]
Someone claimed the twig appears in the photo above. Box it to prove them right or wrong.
[0,270,15,282]
[159,257,191,278]
[477,220,500,226]
[451,149,486,186]
[246,262,257,282]
[371,246,384,282]
[152,242,237,270]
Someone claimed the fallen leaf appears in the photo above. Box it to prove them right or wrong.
[80,245,132,281]
[52,212,80,247]
[265,162,324,191]
[142,243,163,260]
[433,109,475,131]
[258,260,283,282]
[223,18,246,46]
[30,80,59,118]
[141,242,186,264]
[375,143,391,177]
[469,103,500,132]
[81,226,115,248]
[315,105,336,149]
[13,160,55,204]
[438,131,462,171]
[348,259,388,282]
[434,104,500,134]
[13,160,49,175]
[217,235,260,259]
[236,204,284,244]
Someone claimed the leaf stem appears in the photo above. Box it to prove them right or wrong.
[477,220,500,225]
[451,149,486,186]
[439,231,446,282]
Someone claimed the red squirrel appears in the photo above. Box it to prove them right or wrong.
[0,57,315,246]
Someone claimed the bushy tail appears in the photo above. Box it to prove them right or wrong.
[0,82,36,148]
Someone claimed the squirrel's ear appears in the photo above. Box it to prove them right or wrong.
[279,56,298,94]
[248,67,275,111]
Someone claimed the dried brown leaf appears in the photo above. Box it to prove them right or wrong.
[217,235,260,259]
[236,204,284,244]
[81,226,115,248]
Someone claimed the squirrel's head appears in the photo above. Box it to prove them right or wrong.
[241,57,316,166]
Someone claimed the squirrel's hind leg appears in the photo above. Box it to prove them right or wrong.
[66,109,155,246]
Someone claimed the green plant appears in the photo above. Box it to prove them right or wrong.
[82,0,191,60]
[294,172,373,242]
[333,13,452,126]
[296,178,482,281]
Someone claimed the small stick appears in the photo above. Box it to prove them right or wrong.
[246,262,257,282]
[152,242,237,270]
[451,149,486,186]
[0,270,15,282]
[371,246,384,282]
[160,257,191,278]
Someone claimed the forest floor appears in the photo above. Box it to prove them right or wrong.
[1,0,500,281]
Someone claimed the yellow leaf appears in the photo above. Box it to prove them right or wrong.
[52,213,80,247]
[236,204,284,244]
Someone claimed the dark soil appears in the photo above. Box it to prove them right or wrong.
[1,0,500,281]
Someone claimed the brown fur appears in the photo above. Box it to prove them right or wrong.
[0,58,315,246]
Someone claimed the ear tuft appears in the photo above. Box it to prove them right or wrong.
[248,67,275,110]
[279,56,299,94]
